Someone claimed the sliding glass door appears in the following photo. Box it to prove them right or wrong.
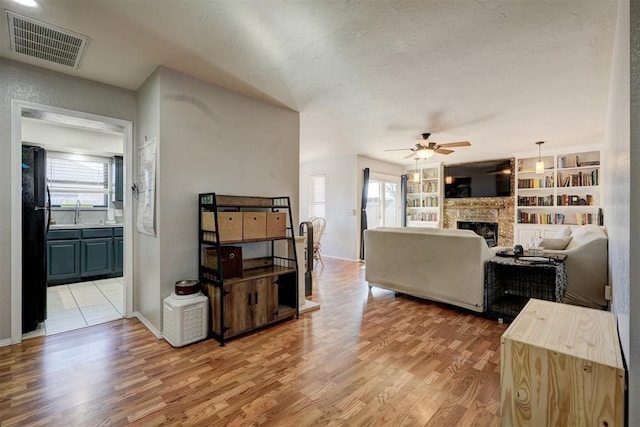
[366,174,401,229]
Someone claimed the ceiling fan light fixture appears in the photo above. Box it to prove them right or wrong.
[416,148,435,159]
[535,141,545,174]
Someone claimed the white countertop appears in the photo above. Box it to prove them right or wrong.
[49,223,123,230]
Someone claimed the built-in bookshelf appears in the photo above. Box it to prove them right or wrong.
[405,164,443,228]
[514,149,602,244]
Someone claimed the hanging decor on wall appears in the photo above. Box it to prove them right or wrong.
[136,136,157,237]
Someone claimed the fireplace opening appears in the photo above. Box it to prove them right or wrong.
[457,221,498,247]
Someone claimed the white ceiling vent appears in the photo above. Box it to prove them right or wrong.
[6,11,89,68]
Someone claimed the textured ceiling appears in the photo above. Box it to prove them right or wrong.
[0,0,618,165]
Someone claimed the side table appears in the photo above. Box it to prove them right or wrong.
[501,299,624,426]
[485,255,567,322]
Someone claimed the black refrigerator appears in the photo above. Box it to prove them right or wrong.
[22,145,50,333]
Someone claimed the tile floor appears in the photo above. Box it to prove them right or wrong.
[45,277,124,335]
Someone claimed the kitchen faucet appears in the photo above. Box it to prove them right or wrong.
[74,200,81,224]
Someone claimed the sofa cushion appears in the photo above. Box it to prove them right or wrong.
[555,225,572,238]
[540,237,572,250]
[565,225,607,250]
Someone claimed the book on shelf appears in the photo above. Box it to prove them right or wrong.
[559,169,598,187]
[517,195,554,206]
[517,176,554,189]
[558,156,567,169]
[518,212,565,225]
[556,194,595,206]
[576,212,595,225]
[408,212,438,222]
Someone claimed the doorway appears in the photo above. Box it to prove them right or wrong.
[366,174,401,229]
[11,101,134,343]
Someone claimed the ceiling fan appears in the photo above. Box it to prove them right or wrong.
[385,133,471,159]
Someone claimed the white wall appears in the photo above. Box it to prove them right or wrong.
[605,1,640,423]
[134,69,162,331]
[134,67,300,332]
[299,155,403,261]
[300,156,358,260]
[21,117,124,155]
[0,58,136,341]
[625,0,640,423]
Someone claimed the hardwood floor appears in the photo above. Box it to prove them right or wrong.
[1,258,507,426]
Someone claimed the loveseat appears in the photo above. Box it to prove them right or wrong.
[538,225,608,309]
[364,227,495,312]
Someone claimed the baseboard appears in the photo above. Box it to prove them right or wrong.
[323,255,362,263]
[0,338,12,348]
[133,311,163,339]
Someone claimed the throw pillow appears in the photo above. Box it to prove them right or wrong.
[540,237,572,250]
[555,226,572,238]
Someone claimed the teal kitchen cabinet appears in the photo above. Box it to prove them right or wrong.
[80,228,113,277]
[113,236,124,276]
[48,227,123,284]
[47,231,81,284]
[80,238,113,277]
[113,155,123,204]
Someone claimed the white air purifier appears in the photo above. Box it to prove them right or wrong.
[163,292,208,347]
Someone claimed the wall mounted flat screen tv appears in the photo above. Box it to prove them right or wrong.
[444,158,513,198]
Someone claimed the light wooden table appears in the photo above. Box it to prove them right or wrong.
[501,298,625,426]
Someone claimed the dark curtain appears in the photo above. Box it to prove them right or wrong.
[360,168,370,260]
[400,174,408,227]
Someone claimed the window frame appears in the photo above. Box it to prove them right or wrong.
[309,174,326,219]
[46,151,112,208]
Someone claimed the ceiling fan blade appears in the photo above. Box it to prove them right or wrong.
[437,141,471,148]
[384,148,414,152]
[403,152,418,159]
[434,148,454,155]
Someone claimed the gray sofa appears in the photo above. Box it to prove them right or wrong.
[364,227,494,312]
[541,225,609,309]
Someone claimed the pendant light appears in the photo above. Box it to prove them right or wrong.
[535,141,545,174]
[413,158,420,182]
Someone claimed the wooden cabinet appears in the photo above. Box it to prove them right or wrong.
[404,163,443,228]
[219,277,279,336]
[501,299,624,426]
[199,193,298,344]
[514,149,602,244]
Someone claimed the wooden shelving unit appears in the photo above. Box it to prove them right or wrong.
[514,150,602,244]
[198,193,298,345]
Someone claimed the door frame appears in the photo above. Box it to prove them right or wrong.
[11,100,134,344]
[367,172,402,228]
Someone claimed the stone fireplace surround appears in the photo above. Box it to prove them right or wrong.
[443,197,514,247]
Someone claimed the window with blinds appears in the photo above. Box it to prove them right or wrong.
[309,174,325,219]
[46,152,110,207]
